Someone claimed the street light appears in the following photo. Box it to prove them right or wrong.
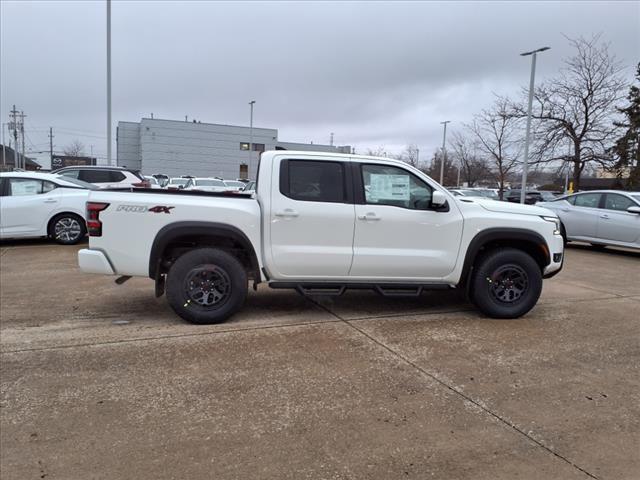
[248,100,256,177]
[440,120,451,185]
[106,0,112,166]
[519,46,550,204]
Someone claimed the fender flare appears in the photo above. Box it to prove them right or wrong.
[459,227,550,284]
[148,221,260,280]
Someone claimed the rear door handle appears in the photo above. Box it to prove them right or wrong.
[43,199,58,204]
[357,213,381,221]
[600,214,609,219]
[561,208,570,212]
[275,209,299,218]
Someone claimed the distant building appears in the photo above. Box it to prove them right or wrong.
[0,144,42,171]
[117,118,351,179]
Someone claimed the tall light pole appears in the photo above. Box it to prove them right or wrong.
[248,100,255,177]
[439,120,450,185]
[106,0,112,166]
[519,46,550,204]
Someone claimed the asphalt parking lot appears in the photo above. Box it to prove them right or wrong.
[1,241,639,479]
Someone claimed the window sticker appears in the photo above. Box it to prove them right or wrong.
[368,174,410,201]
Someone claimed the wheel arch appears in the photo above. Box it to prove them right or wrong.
[460,228,551,286]
[149,221,260,282]
[46,211,86,236]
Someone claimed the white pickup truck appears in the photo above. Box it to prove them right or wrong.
[78,151,564,324]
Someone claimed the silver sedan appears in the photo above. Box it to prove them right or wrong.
[538,190,640,250]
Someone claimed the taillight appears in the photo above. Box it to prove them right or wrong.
[132,180,151,188]
[86,202,110,236]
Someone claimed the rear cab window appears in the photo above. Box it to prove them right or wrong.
[279,159,347,203]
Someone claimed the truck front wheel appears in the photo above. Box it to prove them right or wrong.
[469,248,542,319]
[166,248,247,324]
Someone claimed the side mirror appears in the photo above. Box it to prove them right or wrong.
[627,206,640,214]
[431,190,447,207]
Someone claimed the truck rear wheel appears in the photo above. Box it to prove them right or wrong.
[469,248,542,319]
[166,248,247,324]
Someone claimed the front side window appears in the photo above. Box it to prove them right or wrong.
[8,178,44,196]
[281,160,345,203]
[604,193,636,212]
[573,193,601,208]
[361,164,433,210]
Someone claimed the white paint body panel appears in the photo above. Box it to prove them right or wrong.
[79,151,564,284]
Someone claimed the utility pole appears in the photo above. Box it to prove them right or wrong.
[20,111,26,170]
[439,120,451,185]
[330,132,334,146]
[519,46,550,203]
[49,127,54,165]
[106,0,112,166]
[9,105,20,169]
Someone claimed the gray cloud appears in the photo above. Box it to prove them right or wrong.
[2,0,638,167]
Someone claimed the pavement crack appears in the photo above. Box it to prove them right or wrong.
[304,295,599,480]
[0,318,343,354]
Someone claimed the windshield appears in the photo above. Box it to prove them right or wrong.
[632,195,640,203]
[195,179,225,187]
[54,176,98,190]
[169,178,189,186]
[224,181,245,188]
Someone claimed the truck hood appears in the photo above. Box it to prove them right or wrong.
[457,198,556,217]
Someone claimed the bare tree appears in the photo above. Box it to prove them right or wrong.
[364,146,389,157]
[449,132,491,187]
[468,97,522,198]
[63,140,85,157]
[513,34,627,190]
[399,144,421,168]
[425,150,458,186]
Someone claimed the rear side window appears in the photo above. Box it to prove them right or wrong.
[573,193,601,208]
[60,170,80,179]
[109,171,126,182]
[280,160,345,203]
[80,170,125,183]
[604,193,635,212]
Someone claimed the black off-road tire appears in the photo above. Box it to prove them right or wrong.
[469,248,543,319]
[48,213,86,245]
[166,248,247,324]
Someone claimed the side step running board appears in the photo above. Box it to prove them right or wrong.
[269,282,452,297]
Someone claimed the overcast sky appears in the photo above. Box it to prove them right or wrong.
[1,0,639,168]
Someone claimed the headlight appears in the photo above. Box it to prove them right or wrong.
[541,216,561,235]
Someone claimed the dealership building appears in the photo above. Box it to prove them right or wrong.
[117,117,351,179]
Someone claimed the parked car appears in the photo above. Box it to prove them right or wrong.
[144,176,163,189]
[0,172,95,244]
[223,180,246,191]
[187,178,230,193]
[78,150,564,324]
[242,181,256,193]
[449,189,484,198]
[167,177,193,190]
[151,174,170,187]
[504,190,545,205]
[52,166,150,189]
[538,190,640,249]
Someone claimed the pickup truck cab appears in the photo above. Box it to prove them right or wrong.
[78,151,564,324]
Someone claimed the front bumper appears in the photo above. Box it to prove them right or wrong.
[543,234,565,278]
[78,249,115,275]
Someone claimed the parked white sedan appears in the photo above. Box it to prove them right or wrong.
[538,190,640,250]
[0,172,94,244]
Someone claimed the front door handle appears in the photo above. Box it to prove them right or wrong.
[275,209,299,218]
[600,214,610,219]
[561,208,570,212]
[43,199,58,204]
[357,213,381,221]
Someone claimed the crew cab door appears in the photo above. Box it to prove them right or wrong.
[349,162,463,280]
[597,193,640,244]
[563,192,602,239]
[268,157,355,278]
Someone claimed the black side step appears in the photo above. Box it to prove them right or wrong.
[270,282,451,297]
